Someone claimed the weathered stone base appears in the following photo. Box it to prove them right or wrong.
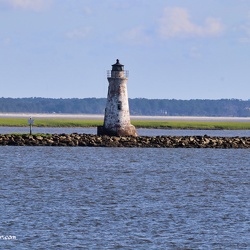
[97,125,137,137]
[0,133,250,148]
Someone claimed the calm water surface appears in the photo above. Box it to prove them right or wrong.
[0,146,249,249]
[1,127,250,137]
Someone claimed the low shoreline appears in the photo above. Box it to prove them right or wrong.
[1,113,250,122]
[1,117,250,130]
[1,133,249,148]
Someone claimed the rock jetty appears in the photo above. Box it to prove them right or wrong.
[0,133,249,148]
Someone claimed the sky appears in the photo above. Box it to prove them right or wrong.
[0,0,250,100]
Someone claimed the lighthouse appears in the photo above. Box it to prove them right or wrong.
[97,59,137,137]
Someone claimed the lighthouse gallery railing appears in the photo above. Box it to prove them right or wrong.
[107,70,129,78]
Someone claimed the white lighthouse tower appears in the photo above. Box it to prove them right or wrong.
[97,59,137,137]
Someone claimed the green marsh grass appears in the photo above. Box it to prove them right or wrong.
[0,118,103,127]
[1,117,250,130]
[131,120,250,130]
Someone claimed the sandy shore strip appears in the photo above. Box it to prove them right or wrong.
[0,113,250,122]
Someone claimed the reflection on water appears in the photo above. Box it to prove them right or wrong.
[0,127,97,135]
[1,127,250,137]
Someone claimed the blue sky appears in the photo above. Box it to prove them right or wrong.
[0,0,250,100]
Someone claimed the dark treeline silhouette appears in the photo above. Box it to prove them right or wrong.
[0,97,250,117]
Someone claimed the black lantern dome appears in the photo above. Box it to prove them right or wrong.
[112,59,124,71]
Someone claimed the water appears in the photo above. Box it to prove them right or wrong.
[1,127,250,137]
[0,146,249,249]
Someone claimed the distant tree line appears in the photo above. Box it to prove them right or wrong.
[0,97,250,117]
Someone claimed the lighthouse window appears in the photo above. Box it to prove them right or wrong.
[117,101,122,110]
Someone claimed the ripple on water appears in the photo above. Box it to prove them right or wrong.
[0,147,249,249]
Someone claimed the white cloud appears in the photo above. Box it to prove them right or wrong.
[66,27,92,40]
[189,46,202,58]
[82,6,92,15]
[0,37,11,46]
[238,12,250,43]
[242,11,250,35]
[0,0,52,11]
[159,7,224,39]
[3,37,11,45]
[118,26,151,45]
